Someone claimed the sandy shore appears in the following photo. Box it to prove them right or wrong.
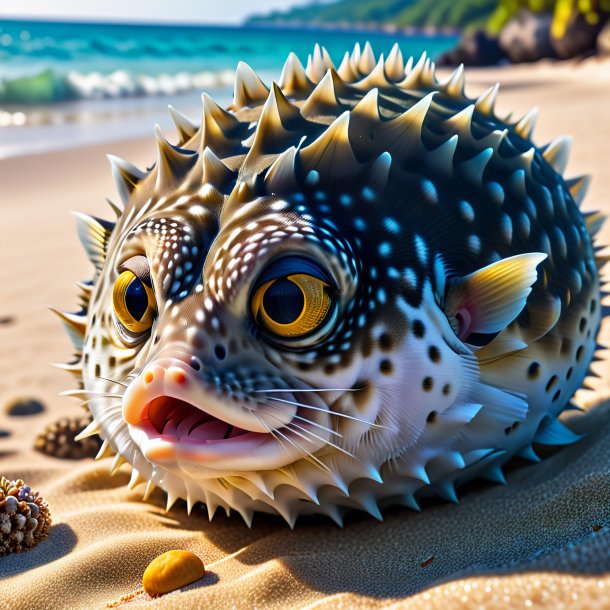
[1,58,610,609]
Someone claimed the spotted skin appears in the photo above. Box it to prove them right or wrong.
[57,44,605,527]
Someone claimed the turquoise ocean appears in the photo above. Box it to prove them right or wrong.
[0,20,457,158]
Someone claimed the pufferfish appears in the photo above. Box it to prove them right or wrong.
[53,42,607,527]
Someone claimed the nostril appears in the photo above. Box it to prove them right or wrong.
[173,369,187,385]
[144,371,154,384]
[214,344,227,360]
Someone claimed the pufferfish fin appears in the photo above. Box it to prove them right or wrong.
[445,253,547,339]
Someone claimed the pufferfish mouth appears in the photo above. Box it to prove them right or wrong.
[122,358,330,471]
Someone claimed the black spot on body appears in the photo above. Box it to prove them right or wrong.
[428,345,440,363]
[546,375,557,392]
[214,344,227,360]
[380,359,393,375]
[378,333,393,351]
[528,362,540,379]
[442,383,451,396]
[422,377,433,391]
[412,320,425,339]
[427,411,437,423]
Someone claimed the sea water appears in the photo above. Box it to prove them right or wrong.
[0,19,457,158]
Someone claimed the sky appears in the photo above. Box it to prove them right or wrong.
[0,0,307,25]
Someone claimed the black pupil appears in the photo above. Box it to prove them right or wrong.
[125,278,148,321]
[263,278,304,324]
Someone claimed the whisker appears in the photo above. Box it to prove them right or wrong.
[253,388,360,394]
[266,396,396,431]
[62,389,123,399]
[96,375,129,388]
[253,399,343,439]
[251,410,331,474]
[251,413,296,462]
[285,420,355,460]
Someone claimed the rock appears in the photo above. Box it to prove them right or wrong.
[142,550,205,597]
[598,19,610,54]
[552,9,609,58]
[3,397,45,417]
[499,10,555,63]
[436,30,506,66]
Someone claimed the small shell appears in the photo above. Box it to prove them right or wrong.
[142,550,205,597]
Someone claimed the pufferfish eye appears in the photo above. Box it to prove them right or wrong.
[112,269,156,334]
[251,257,334,339]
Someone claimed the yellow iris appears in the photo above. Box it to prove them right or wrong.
[112,270,156,333]
[251,273,331,338]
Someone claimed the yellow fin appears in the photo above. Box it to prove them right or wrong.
[445,253,547,338]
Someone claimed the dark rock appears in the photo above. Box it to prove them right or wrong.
[499,10,555,63]
[3,397,45,416]
[598,19,610,54]
[436,30,506,66]
[552,9,609,58]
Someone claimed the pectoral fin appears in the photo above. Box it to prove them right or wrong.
[445,253,547,340]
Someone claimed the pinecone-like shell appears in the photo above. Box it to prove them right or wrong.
[0,477,51,555]
[34,415,102,460]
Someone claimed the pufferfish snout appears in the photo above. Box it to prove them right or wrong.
[53,42,606,527]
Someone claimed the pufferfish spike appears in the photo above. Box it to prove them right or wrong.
[263,144,300,193]
[474,83,500,116]
[200,92,242,154]
[376,92,435,162]
[154,124,199,191]
[105,198,123,220]
[306,43,335,83]
[459,147,493,186]
[71,211,115,273]
[350,87,381,122]
[95,439,115,460]
[233,61,269,108]
[278,51,313,97]
[514,107,539,141]
[74,418,101,442]
[300,69,345,119]
[566,174,591,207]
[542,135,572,174]
[358,41,376,74]
[50,360,83,382]
[397,52,427,90]
[128,468,147,490]
[107,154,146,206]
[110,453,127,476]
[385,43,405,82]
[202,147,235,191]
[533,416,583,445]
[443,64,466,99]
[337,51,359,82]
[355,55,391,90]
[299,111,360,180]
[426,134,459,177]
[246,82,302,158]
[168,104,198,145]
[48,306,86,350]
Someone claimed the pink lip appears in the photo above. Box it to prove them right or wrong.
[122,358,329,471]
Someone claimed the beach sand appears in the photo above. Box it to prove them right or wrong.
[1,58,610,609]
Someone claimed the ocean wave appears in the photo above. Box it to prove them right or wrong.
[0,68,236,105]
